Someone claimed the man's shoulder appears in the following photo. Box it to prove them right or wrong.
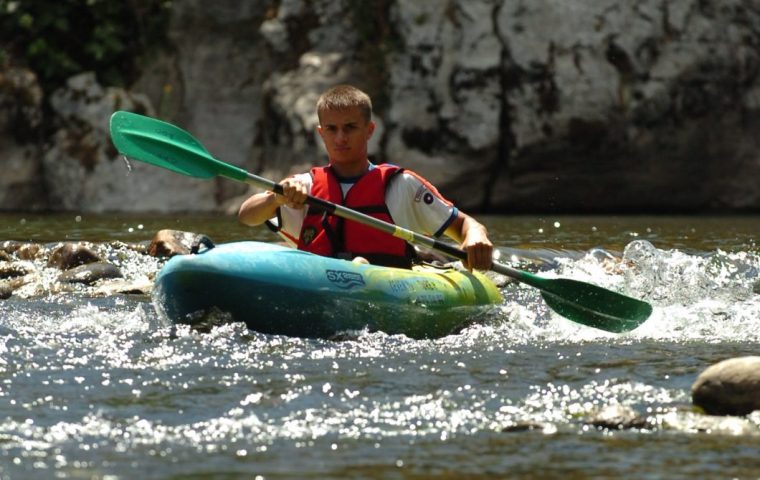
[389,170,439,193]
[388,170,452,207]
[387,170,424,194]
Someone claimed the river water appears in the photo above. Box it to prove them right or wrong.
[0,213,759,479]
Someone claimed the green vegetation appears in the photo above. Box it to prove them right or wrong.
[0,0,171,91]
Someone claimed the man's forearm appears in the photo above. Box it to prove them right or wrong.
[238,191,281,226]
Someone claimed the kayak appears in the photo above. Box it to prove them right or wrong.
[153,241,502,339]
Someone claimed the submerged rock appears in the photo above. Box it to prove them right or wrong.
[57,262,123,285]
[501,421,546,433]
[586,404,649,430]
[0,275,35,298]
[0,262,34,279]
[92,279,152,296]
[692,356,760,416]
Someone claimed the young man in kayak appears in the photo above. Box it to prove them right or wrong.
[238,84,493,271]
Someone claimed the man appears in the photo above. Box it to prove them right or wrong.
[238,84,493,270]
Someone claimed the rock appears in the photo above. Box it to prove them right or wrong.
[185,306,236,333]
[0,66,46,211]
[0,66,43,132]
[0,262,34,279]
[0,251,10,262]
[586,404,649,430]
[42,71,216,213]
[134,1,274,211]
[0,241,42,262]
[92,279,153,296]
[501,421,546,433]
[386,1,502,207]
[692,356,760,416]
[260,51,355,177]
[0,275,35,298]
[4,0,760,213]
[15,243,41,260]
[108,241,149,255]
[57,262,123,285]
[0,136,45,211]
[147,229,206,257]
[47,243,102,270]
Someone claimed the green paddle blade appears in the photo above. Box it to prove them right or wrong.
[492,264,652,333]
[536,276,651,333]
[109,111,249,182]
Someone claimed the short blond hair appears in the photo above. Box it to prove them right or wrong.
[317,85,372,123]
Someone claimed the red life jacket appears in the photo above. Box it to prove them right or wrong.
[297,164,415,268]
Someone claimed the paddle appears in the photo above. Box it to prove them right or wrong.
[109,111,652,333]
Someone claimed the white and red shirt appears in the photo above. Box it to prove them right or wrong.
[269,165,458,247]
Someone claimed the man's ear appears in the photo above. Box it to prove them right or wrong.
[367,121,376,138]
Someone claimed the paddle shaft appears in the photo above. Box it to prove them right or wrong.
[239,170,513,272]
[233,171,651,332]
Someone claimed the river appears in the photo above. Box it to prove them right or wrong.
[0,213,758,479]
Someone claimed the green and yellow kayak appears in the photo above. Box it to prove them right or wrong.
[153,241,502,339]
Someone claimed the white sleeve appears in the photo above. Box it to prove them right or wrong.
[385,172,458,237]
[271,173,312,245]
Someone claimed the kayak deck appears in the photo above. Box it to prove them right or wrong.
[153,242,502,339]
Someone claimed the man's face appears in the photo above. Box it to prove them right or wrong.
[317,106,375,168]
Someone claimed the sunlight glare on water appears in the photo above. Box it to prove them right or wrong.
[0,214,759,478]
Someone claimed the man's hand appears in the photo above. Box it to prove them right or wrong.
[461,224,493,271]
[238,176,309,226]
[275,177,309,209]
[445,213,494,271]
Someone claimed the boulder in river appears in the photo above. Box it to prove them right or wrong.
[692,356,760,416]
[47,242,102,270]
[148,229,198,257]
[57,262,123,285]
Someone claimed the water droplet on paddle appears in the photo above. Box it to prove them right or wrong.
[122,155,133,174]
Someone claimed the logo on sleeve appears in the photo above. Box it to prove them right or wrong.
[414,185,434,204]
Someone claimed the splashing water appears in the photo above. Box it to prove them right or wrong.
[122,155,133,175]
[1,231,759,478]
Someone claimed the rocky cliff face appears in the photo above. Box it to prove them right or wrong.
[2,0,760,213]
